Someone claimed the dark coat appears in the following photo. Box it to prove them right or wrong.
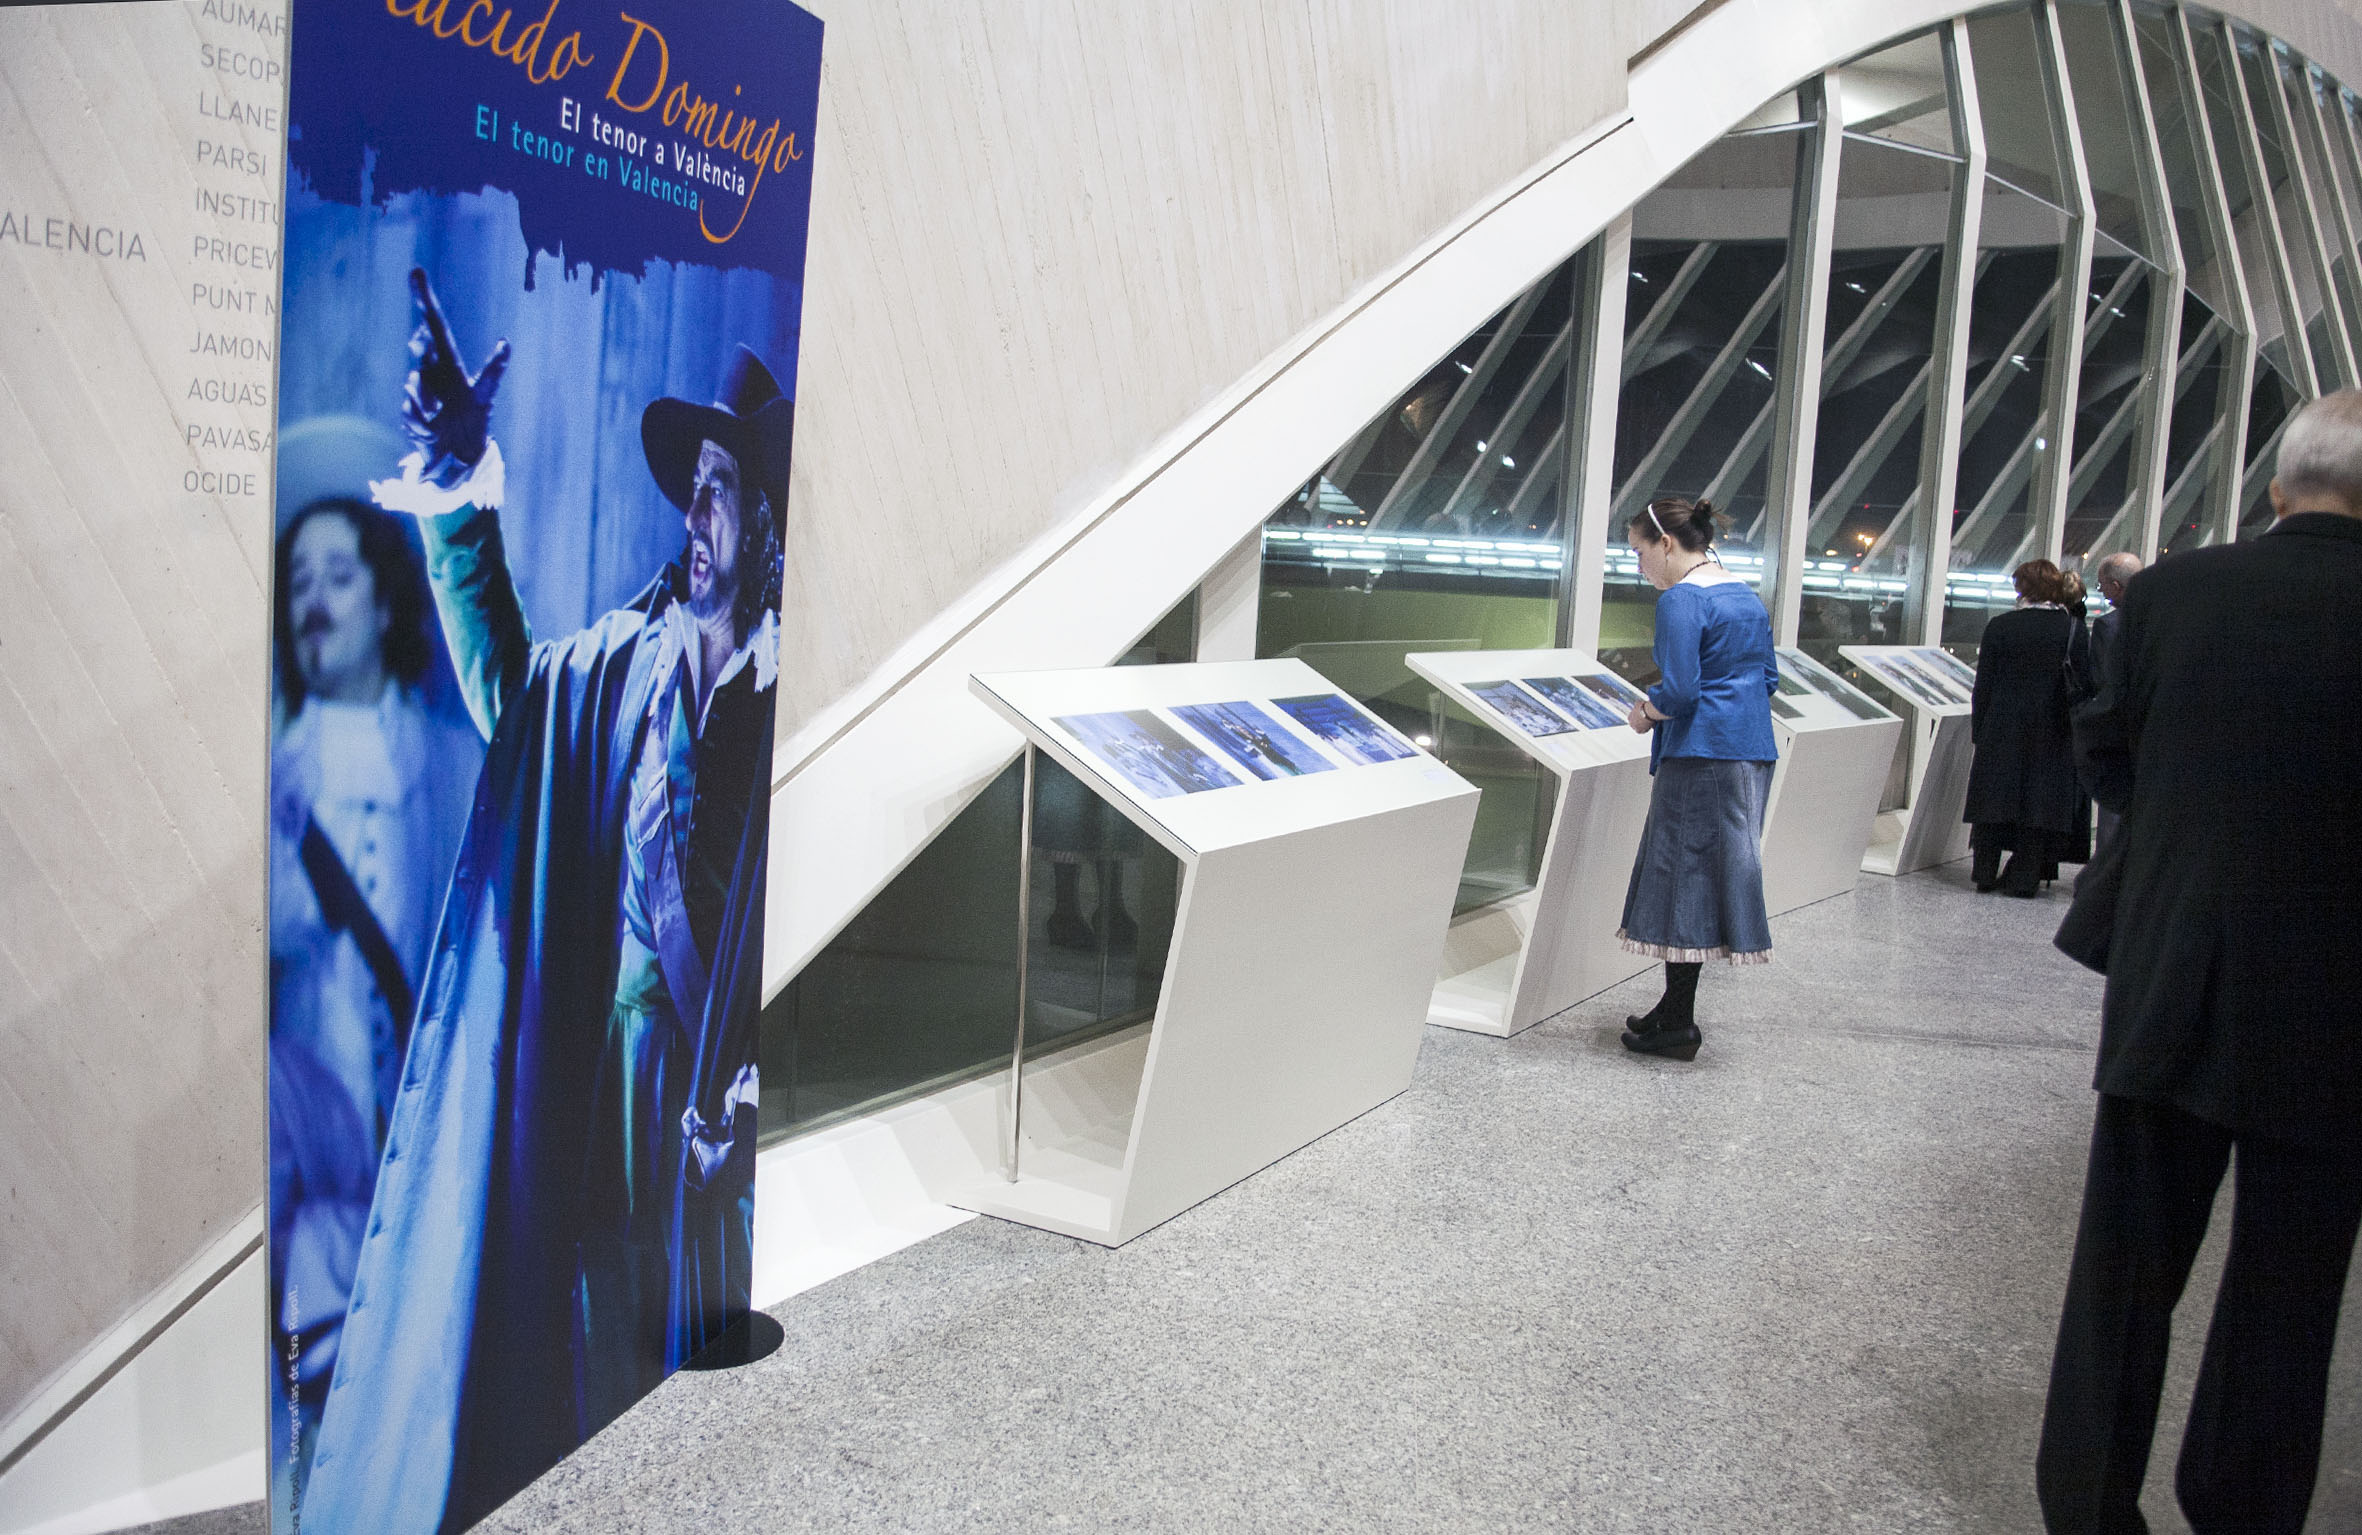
[2074,512,2362,1150]
[2087,606,2124,693]
[1964,605,2086,839]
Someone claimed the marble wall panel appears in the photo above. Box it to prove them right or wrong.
[0,0,281,1431]
[774,0,1633,739]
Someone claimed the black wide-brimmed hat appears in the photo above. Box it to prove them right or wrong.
[640,345,795,514]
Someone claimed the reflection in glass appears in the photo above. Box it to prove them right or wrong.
[2240,362,2303,537]
[2061,254,2159,562]
[758,598,1196,1143]
[1259,252,1585,912]
[1604,115,1803,668]
[1795,105,1957,673]
[1948,183,2067,650]
[2159,297,2232,554]
[1970,6,2071,208]
[2135,3,2244,556]
[2232,24,2341,387]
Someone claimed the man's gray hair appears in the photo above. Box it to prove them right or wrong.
[2095,551,2142,589]
[2275,388,2362,505]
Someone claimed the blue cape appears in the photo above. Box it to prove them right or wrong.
[300,567,769,1533]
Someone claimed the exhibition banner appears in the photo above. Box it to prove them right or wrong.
[267,0,820,1528]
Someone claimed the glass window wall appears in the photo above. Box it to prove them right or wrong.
[1946,9,2077,650]
[769,2,2362,1146]
[1258,254,1583,911]
[2057,0,2173,568]
[1794,33,1960,672]
[2133,3,2243,555]
[1603,97,1805,675]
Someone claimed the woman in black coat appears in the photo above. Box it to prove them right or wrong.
[1965,558,2091,895]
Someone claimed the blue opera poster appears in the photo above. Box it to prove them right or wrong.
[265,0,819,1528]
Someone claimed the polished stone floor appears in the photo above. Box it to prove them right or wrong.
[160,864,2361,1533]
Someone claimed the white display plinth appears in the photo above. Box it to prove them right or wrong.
[1758,648,1905,916]
[1404,650,1656,1036]
[1839,645,1976,876]
[963,660,1478,1245]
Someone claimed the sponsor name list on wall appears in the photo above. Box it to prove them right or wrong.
[1,0,289,505]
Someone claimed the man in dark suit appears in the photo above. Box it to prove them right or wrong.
[2083,551,2141,847]
[2036,391,2362,1534]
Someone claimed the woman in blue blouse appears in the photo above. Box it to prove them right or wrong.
[1615,497,1780,1060]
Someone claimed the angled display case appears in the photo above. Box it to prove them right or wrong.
[1757,648,1907,914]
[1403,649,1657,1036]
[962,659,1478,1245]
[1838,644,1977,876]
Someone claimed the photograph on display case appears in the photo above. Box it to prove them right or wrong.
[1858,652,1965,709]
[1770,693,1804,721]
[1914,646,1979,689]
[1055,710,1244,799]
[1273,692,1421,765]
[1520,676,1623,730]
[1777,648,1894,723]
[1575,670,1650,711]
[1170,700,1337,781]
[1895,654,1971,706]
[264,0,823,1528]
[1468,681,1579,738]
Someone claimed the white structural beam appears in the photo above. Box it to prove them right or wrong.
[2114,0,2188,563]
[2222,17,2320,396]
[1764,73,1848,645]
[2174,6,2260,546]
[1436,323,1575,526]
[2029,0,2099,564]
[1369,283,1551,529]
[1612,260,1788,518]
[1701,246,1936,531]
[1560,217,1633,652]
[2262,39,2361,384]
[1906,15,1986,646]
[2293,62,2362,366]
[1621,239,1716,380]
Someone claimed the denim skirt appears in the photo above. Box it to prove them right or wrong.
[1617,756,1776,964]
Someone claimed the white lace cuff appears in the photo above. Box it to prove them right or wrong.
[370,438,505,519]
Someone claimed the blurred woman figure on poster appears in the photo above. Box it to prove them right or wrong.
[266,475,481,1479]
[1964,558,2091,897]
[1614,497,1780,1062]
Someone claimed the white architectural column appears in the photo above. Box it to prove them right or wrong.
[2030,0,2099,565]
[2224,16,2321,398]
[1764,74,1845,647]
[2116,0,2189,564]
[2176,7,2261,546]
[1905,17,1987,647]
[1560,218,1632,653]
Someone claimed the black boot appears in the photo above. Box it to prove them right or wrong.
[1623,962,1703,1061]
[1971,844,2001,893]
[1998,854,2041,898]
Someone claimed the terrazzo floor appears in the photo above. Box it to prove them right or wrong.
[159,863,2362,1532]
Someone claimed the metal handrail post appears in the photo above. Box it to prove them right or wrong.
[1006,743,1035,1182]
